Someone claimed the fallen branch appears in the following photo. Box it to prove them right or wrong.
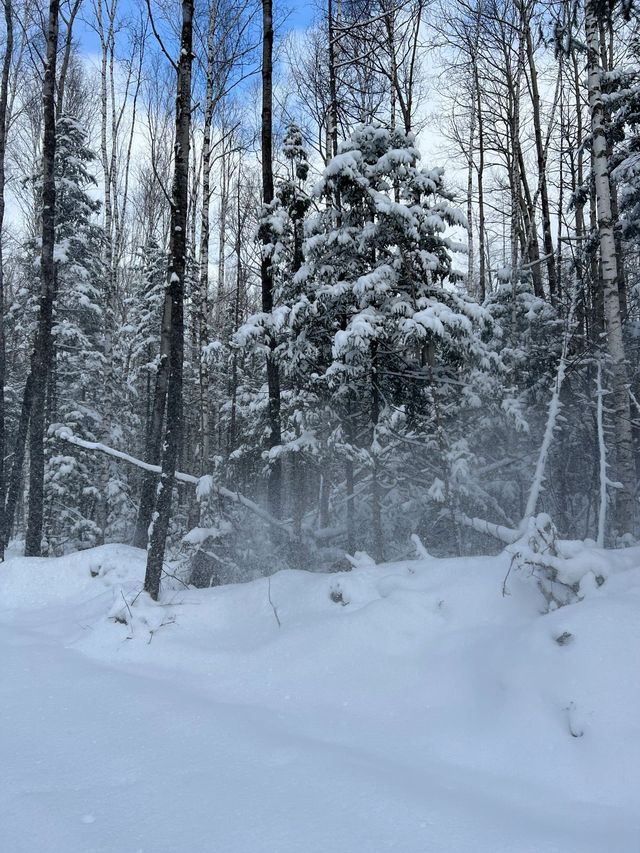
[522,281,577,522]
[55,427,292,538]
[451,510,519,545]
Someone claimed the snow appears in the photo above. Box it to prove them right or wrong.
[1,542,640,852]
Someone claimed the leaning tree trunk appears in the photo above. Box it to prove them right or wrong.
[0,0,13,558]
[261,0,282,519]
[585,0,635,535]
[24,0,59,557]
[143,0,193,600]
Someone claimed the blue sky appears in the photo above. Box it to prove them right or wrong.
[74,0,316,58]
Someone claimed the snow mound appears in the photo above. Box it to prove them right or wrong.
[1,543,640,852]
[0,543,143,610]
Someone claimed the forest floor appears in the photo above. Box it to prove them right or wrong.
[1,541,639,852]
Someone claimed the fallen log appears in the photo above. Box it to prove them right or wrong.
[55,427,293,537]
[451,510,520,545]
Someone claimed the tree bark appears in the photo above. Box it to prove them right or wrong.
[197,3,216,477]
[327,0,339,158]
[525,24,557,299]
[509,2,526,326]
[55,0,81,116]
[474,63,487,300]
[24,0,59,556]
[0,0,13,558]
[143,0,193,599]
[585,0,635,535]
[466,75,475,296]
[261,0,282,519]
[133,290,172,549]
[3,374,33,549]
[371,342,383,562]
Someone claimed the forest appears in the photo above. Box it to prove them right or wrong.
[2,2,640,851]
[0,0,638,588]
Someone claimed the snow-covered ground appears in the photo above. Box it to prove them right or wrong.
[1,541,639,853]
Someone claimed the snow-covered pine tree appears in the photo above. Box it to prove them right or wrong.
[43,114,106,553]
[287,124,491,558]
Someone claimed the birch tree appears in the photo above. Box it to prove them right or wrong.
[585,0,636,534]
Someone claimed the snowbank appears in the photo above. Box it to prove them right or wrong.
[1,542,639,852]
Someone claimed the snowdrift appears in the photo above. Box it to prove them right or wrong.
[1,542,639,852]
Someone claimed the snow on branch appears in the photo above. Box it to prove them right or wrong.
[521,283,577,523]
[451,511,519,545]
[55,427,293,537]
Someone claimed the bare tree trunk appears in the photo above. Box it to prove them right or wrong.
[515,139,543,298]
[600,14,627,321]
[571,45,586,329]
[197,3,216,477]
[97,0,117,386]
[228,173,242,456]
[3,374,33,548]
[217,142,229,321]
[474,65,487,300]
[371,342,383,562]
[95,0,119,544]
[0,0,12,558]
[144,0,193,600]
[525,24,556,299]
[55,0,81,116]
[585,0,635,535]
[466,81,475,296]
[24,0,59,556]
[133,292,172,549]
[327,0,339,158]
[261,0,282,519]
[509,2,526,326]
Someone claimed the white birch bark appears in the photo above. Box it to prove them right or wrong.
[596,361,608,547]
[585,0,636,534]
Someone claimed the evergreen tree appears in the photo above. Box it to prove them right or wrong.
[44,115,106,552]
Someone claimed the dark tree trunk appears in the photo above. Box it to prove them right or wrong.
[3,373,33,549]
[370,342,383,562]
[0,0,13,558]
[197,3,216,478]
[261,0,282,519]
[327,0,339,158]
[143,0,193,600]
[526,26,557,299]
[133,292,171,549]
[474,66,487,300]
[25,0,59,557]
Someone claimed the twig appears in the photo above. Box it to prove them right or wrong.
[161,561,191,589]
[502,553,517,597]
[120,589,133,623]
[147,616,175,645]
[267,575,281,628]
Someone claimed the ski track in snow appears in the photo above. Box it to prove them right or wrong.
[1,543,639,853]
